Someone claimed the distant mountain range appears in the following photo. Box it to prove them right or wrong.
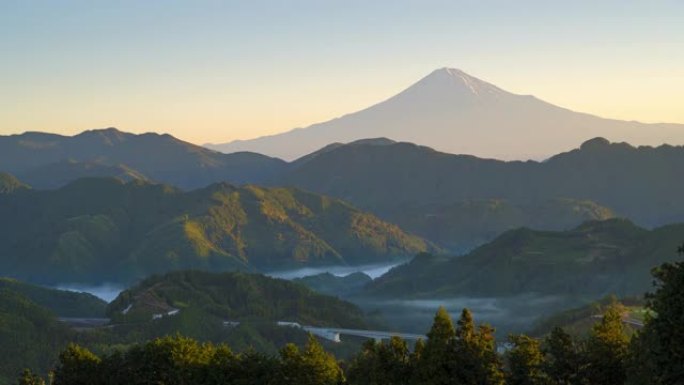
[280,136,684,250]
[0,178,432,285]
[364,219,684,299]
[3,127,684,252]
[206,68,684,160]
[0,128,286,189]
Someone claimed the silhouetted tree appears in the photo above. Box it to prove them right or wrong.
[451,309,504,385]
[279,334,343,385]
[347,337,411,385]
[628,244,684,384]
[542,327,583,385]
[507,334,548,385]
[413,306,456,384]
[584,304,629,385]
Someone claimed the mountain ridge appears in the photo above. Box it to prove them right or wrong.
[207,68,684,160]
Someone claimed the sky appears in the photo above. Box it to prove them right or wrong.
[1,0,683,145]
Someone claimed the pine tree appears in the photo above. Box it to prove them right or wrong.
[279,334,343,385]
[452,310,505,385]
[542,327,582,385]
[584,304,629,385]
[507,334,548,385]
[628,245,684,385]
[413,306,457,385]
[347,337,411,385]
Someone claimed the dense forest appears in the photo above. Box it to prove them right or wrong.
[12,247,684,385]
[0,177,431,285]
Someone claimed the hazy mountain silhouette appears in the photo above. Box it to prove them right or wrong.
[280,137,684,250]
[0,128,286,189]
[207,68,684,160]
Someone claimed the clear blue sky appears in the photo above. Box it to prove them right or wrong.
[1,0,683,143]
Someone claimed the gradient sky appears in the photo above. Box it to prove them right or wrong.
[1,0,683,144]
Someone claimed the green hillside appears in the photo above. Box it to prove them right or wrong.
[0,278,106,317]
[0,271,373,384]
[365,219,684,299]
[108,270,369,328]
[529,296,647,338]
[282,138,684,250]
[0,173,29,194]
[18,159,149,189]
[384,198,616,251]
[0,290,74,385]
[0,178,433,285]
[294,272,373,297]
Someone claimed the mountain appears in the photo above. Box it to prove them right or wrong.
[293,272,373,297]
[377,198,616,252]
[108,270,369,328]
[0,289,75,385]
[0,278,106,317]
[0,128,286,189]
[529,296,646,338]
[364,219,684,299]
[0,172,29,194]
[18,159,149,189]
[207,68,684,160]
[0,178,434,285]
[280,137,684,244]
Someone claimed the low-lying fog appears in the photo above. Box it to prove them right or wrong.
[265,260,406,280]
[53,261,589,338]
[354,295,590,337]
[56,283,124,303]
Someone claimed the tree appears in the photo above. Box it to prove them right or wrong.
[347,337,411,385]
[52,344,101,385]
[16,369,45,385]
[451,310,505,385]
[507,334,548,385]
[279,334,343,385]
[542,327,582,385]
[584,304,629,385]
[413,306,456,385]
[628,245,684,384]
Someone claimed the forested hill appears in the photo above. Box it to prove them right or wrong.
[0,128,286,189]
[0,177,433,285]
[107,270,369,328]
[283,137,684,228]
[364,219,684,299]
[0,278,106,317]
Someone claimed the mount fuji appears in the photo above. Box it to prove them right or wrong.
[206,68,684,160]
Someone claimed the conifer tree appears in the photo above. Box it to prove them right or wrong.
[584,304,629,385]
[507,334,548,385]
[347,337,411,385]
[452,310,505,385]
[279,334,343,385]
[628,245,684,385]
[542,327,582,385]
[414,306,457,385]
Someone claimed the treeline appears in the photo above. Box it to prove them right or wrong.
[17,254,684,385]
